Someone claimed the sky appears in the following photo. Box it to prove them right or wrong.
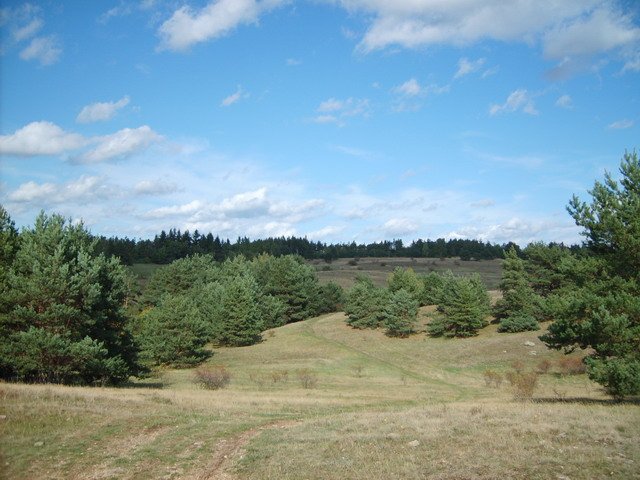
[0,0,639,246]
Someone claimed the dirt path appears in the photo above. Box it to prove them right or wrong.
[197,421,298,480]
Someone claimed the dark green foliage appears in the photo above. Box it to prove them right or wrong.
[0,327,130,385]
[541,152,640,399]
[0,211,140,384]
[382,289,419,337]
[494,247,540,320]
[137,294,209,367]
[143,254,218,306]
[429,274,491,337]
[344,277,389,329]
[387,267,424,305]
[251,254,323,323]
[497,315,540,333]
[313,281,345,314]
[216,275,264,347]
[419,271,446,306]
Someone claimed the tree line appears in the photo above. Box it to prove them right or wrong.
[95,231,527,265]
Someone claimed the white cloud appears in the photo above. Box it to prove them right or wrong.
[76,96,130,123]
[336,1,639,73]
[134,179,179,196]
[158,0,287,51]
[247,221,296,238]
[19,35,61,65]
[76,126,163,163]
[454,57,485,79]
[312,97,370,125]
[286,57,301,66]
[143,200,205,219]
[13,17,42,42]
[7,175,113,205]
[219,187,270,217]
[307,225,344,240]
[0,121,87,156]
[607,119,634,129]
[555,94,573,109]
[543,7,640,60]
[221,86,248,107]
[489,89,538,116]
[382,217,419,237]
[393,78,421,96]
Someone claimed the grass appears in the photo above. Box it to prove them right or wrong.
[2,311,638,479]
[311,257,503,290]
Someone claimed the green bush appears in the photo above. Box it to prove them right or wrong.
[497,315,540,333]
[344,278,388,329]
[382,289,419,337]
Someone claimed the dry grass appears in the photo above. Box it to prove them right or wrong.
[1,311,637,480]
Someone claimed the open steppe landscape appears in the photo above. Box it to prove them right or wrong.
[2,305,638,480]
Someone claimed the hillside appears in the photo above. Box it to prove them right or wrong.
[2,311,638,480]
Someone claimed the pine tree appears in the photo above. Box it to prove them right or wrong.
[344,277,388,329]
[383,289,418,337]
[217,275,264,346]
[541,151,640,399]
[429,274,490,337]
[387,267,424,305]
[0,211,140,384]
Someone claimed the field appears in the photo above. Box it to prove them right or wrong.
[312,257,503,290]
[2,310,638,480]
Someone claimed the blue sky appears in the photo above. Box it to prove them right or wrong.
[1,0,639,245]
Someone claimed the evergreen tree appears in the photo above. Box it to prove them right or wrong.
[137,294,209,367]
[541,151,640,399]
[217,275,264,346]
[344,277,388,329]
[387,267,424,305]
[382,289,419,337]
[429,274,490,337]
[0,212,140,384]
[494,247,541,332]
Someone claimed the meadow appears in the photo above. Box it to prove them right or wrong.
[2,307,638,479]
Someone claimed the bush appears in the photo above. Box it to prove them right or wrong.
[194,366,231,390]
[297,369,318,389]
[508,370,539,401]
[536,359,552,374]
[497,315,540,333]
[585,357,640,400]
[382,289,418,337]
[344,279,388,329]
[557,357,586,375]
[483,370,503,388]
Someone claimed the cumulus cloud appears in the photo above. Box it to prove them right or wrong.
[382,217,419,237]
[0,121,87,156]
[312,97,370,125]
[555,94,573,109]
[489,89,538,116]
[219,187,270,217]
[607,119,634,129]
[336,1,639,73]
[306,225,344,240]
[19,35,62,65]
[220,86,248,107]
[391,78,449,111]
[454,57,486,79]
[158,0,287,51]
[7,175,114,205]
[75,126,163,164]
[448,217,580,245]
[142,200,205,219]
[76,96,130,123]
[393,78,422,96]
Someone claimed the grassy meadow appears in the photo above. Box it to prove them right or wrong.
[2,307,638,479]
[312,257,504,290]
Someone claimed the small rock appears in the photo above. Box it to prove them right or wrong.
[529,351,537,356]
[524,341,535,347]
[0,415,7,420]
[408,440,420,447]
[34,441,44,447]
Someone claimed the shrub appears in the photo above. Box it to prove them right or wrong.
[297,369,318,389]
[509,371,539,401]
[497,315,540,333]
[483,370,503,388]
[585,357,640,400]
[344,279,388,329]
[536,359,552,374]
[347,259,358,266]
[557,357,586,375]
[271,370,289,384]
[194,366,231,390]
[382,289,419,337]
